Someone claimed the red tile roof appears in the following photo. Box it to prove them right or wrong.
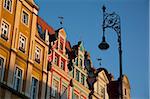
[37,16,55,35]
[66,40,72,52]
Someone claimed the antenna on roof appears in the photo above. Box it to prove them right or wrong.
[97,58,102,66]
[58,16,64,26]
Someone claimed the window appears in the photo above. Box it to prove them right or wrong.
[100,87,105,98]
[54,56,58,66]
[0,57,4,81]
[61,85,67,99]
[76,70,80,81]
[81,74,85,85]
[75,58,78,66]
[19,34,26,53]
[51,79,59,98]
[61,61,65,70]
[35,46,41,63]
[1,21,9,40]
[60,42,63,50]
[30,77,38,99]
[125,88,127,95]
[22,11,29,25]
[80,59,82,67]
[4,0,12,12]
[13,67,22,92]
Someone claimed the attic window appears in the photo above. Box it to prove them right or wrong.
[37,24,42,34]
[37,24,45,40]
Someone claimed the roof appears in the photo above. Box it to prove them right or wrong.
[97,67,113,81]
[37,16,55,35]
[65,40,72,52]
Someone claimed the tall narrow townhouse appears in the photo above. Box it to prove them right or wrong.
[0,0,52,99]
[0,0,18,98]
[48,28,73,99]
[25,16,54,99]
[91,68,110,99]
[69,41,90,99]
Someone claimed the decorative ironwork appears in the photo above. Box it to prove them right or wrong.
[99,5,123,99]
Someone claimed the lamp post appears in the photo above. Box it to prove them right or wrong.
[98,5,123,99]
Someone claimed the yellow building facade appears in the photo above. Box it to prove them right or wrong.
[0,0,49,99]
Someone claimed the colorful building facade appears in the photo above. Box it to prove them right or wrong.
[0,0,131,99]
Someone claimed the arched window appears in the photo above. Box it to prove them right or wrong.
[4,0,12,12]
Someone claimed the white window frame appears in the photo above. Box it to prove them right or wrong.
[13,65,24,92]
[0,55,6,82]
[21,9,30,27]
[19,33,27,53]
[3,0,13,13]
[35,46,41,63]
[30,76,39,99]
[0,19,11,41]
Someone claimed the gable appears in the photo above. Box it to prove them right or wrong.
[98,70,109,83]
[59,28,66,38]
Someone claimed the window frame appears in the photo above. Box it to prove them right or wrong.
[61,84,68,99]
[76,70,80,82]
[51,79,59,98]
[0,55,6,82]
[60,61,65,70]
[3,0,13,13]
[30,76,39,99]
[21,9,30,27]
[13,66,24,92]
[80,59,82,67]
[35,46,41,64]
[60,42,63,50]
[54,55,58,66]
[81,73,85,85]
[0,19,11,41]
[19,33,27,53]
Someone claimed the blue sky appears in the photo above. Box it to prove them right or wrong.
[35,0,149,98]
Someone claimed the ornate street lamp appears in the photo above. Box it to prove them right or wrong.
[99,5,123,99]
